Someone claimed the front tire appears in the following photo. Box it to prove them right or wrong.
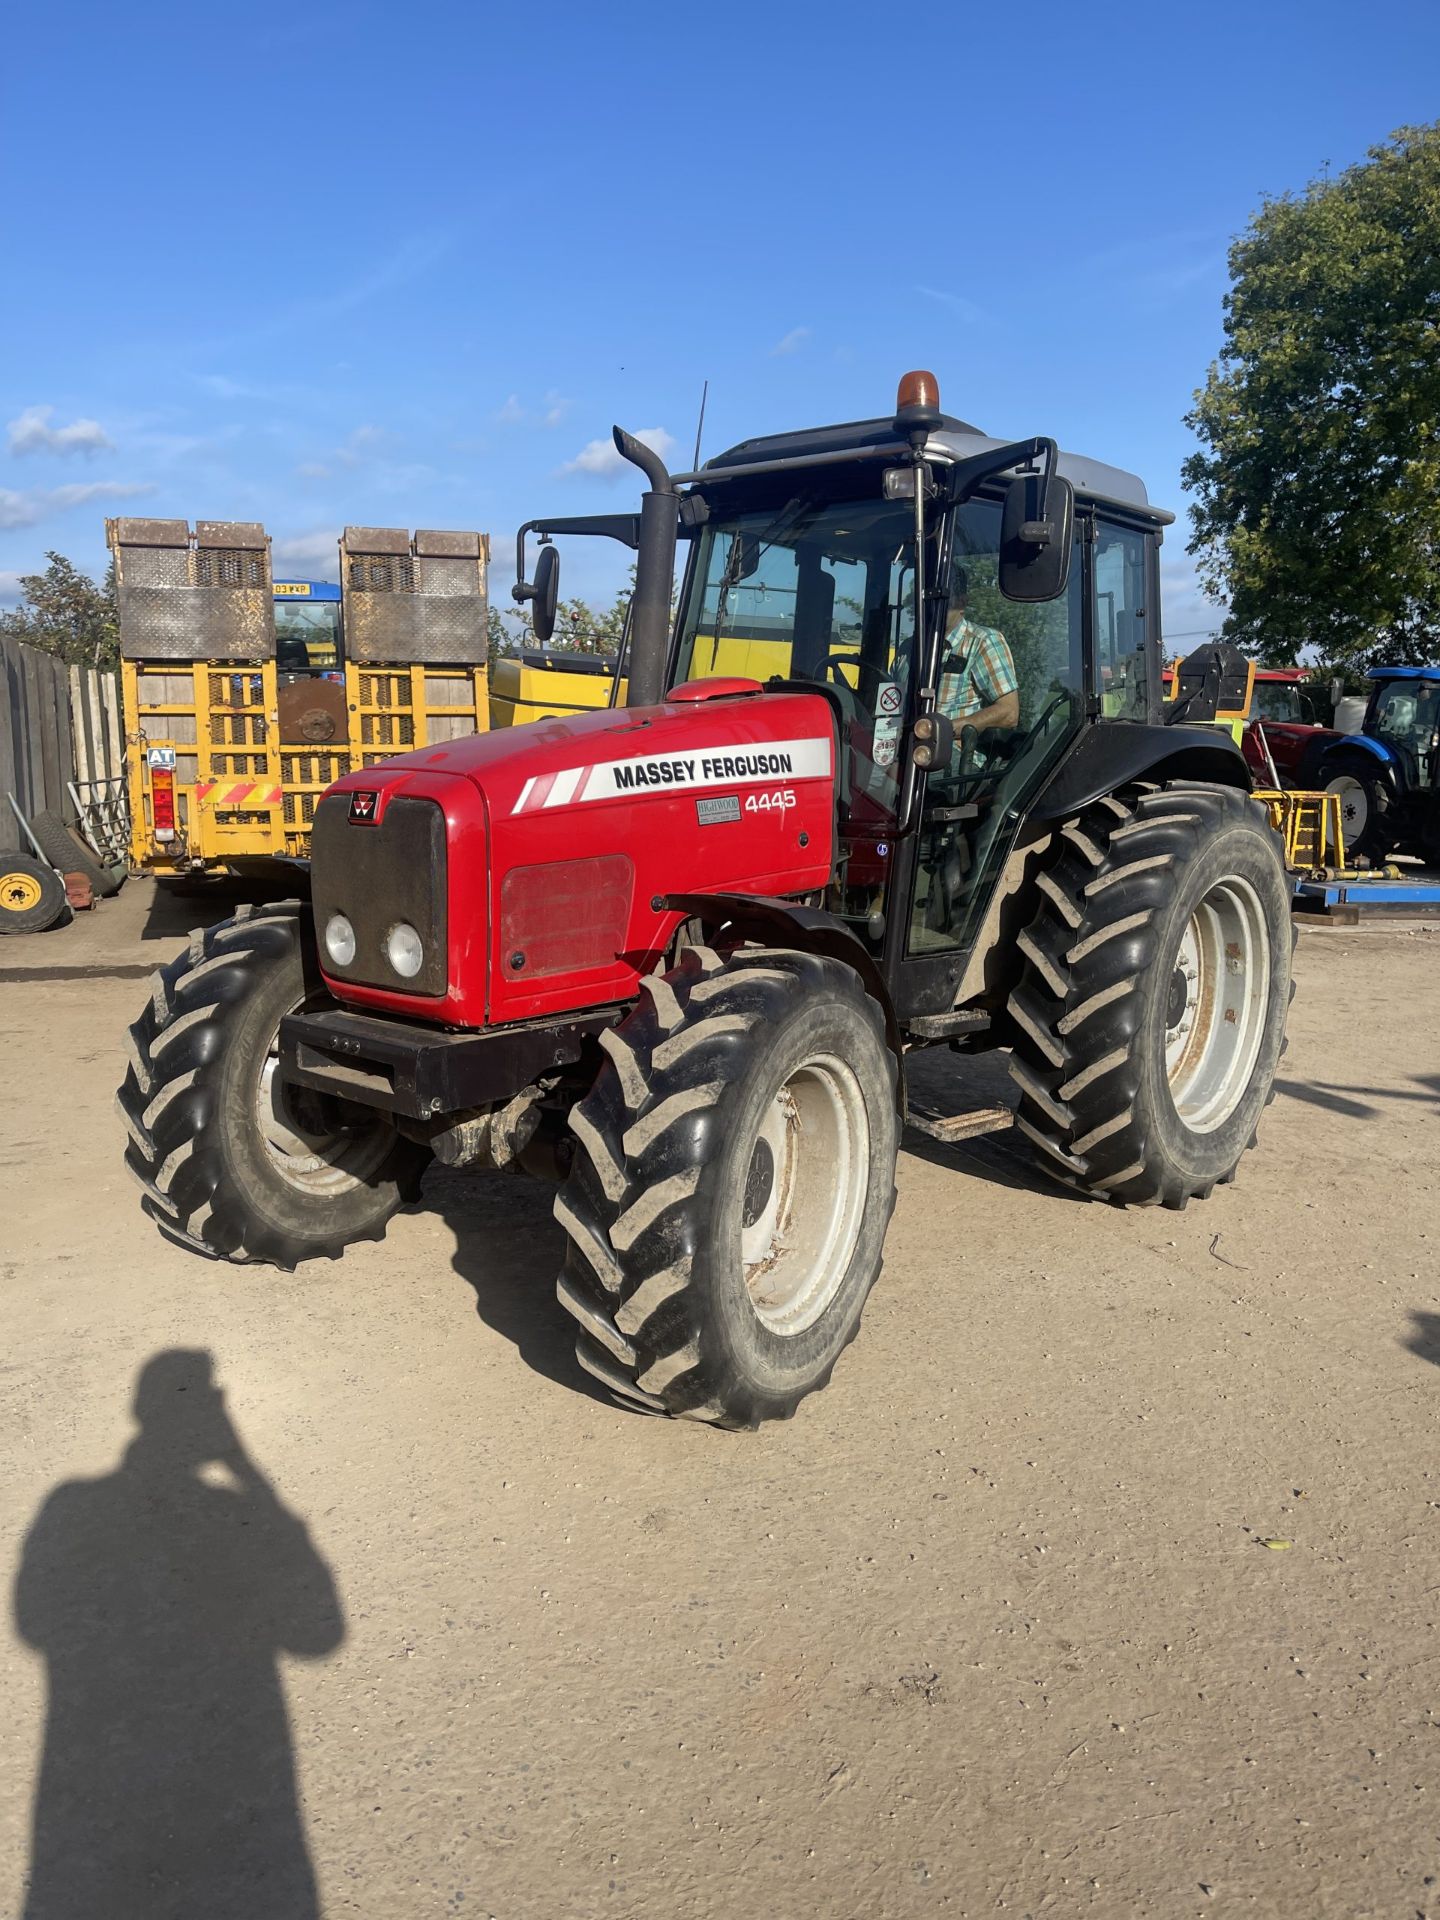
[116,901,424,1266]
[553,946,900,1428]
[1007,785,1293,1208]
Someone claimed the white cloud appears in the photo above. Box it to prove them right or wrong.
[272,529,342,574]
[496,393,525,424]
[562,426,676,479]
[915,285,985,324]
[7,405,115,458]
[0,481,154,530]
[543,390,569,428]
[771,326,811,357]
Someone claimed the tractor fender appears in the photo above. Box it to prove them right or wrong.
[1031,722,1250,823]
[659,890,905,1076]
[1314,733,1401,795]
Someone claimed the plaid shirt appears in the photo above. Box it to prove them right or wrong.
[938,615,1018,721]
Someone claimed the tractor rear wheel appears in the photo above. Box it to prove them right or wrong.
[553,946,899,1428]
[1323,763,1392,864]
[1007,785,1292,1208]
[116,901,425,1267]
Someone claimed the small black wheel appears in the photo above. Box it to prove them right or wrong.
[553,945,900,1427]
[1007,785,1294,1208]
[1323,761,1392,863]
[116,901,426,1267]
[0,854,67,934]
[29,809,125,897]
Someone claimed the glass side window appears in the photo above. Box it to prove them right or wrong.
[1093,525,1149,720]
[1372,679,1439,745]
[908,501,1084,956]
[1371,679,1440,787]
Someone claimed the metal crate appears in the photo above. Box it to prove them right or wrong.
[108,518,275,662]
[340,527,489,665]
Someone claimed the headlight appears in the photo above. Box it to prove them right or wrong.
[385,922,424,979]
[324,912,356,967]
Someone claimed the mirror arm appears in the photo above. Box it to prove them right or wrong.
[951,436,1060,534]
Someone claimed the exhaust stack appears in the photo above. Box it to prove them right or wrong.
[612,427,677,709]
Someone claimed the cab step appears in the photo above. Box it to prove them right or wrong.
[906,1102,1014,1145]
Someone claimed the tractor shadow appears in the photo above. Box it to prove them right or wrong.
[1405,1312,1440,1370]
[1273,1072,1440,1122]
[900,1046,1093,1205]
[425,1164,616,1410]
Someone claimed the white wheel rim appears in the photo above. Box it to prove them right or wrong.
[254,1014,394,1196]
[1327,773,1368,841]
[1163,876,1272,1134]
[740,1052,870,1336]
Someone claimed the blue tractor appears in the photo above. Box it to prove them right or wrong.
[1314,666,1440,864]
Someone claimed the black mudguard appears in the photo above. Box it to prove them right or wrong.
[1032,722,1250,822]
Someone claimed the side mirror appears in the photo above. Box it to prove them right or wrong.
[998,473,1074,602]
[910,710,954,770]
[513,541,560,642]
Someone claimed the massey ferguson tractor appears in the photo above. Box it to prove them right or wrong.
[118,374,1293,1429]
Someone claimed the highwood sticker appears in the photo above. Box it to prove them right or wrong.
[511,736,832,813]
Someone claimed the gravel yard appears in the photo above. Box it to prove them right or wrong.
[3,880,1439,1919]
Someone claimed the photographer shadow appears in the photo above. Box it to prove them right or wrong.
[14,1350,343,1920]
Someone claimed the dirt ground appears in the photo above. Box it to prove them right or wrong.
[3,877,1439,1920]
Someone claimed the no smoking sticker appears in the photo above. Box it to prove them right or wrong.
[877,681,902,716]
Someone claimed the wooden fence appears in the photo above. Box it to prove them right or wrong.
[0,635,123,850]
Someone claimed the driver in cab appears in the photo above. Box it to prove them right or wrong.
[937,566,1019,746]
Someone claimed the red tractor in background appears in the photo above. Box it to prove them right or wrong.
[119,375,1294,1429]
[1241,667,1337,784]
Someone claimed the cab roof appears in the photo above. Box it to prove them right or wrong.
[705,412,1168,524]
[1366,664,1440,680]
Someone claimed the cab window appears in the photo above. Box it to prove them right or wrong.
[1093,524,1149,720]
[275,600,343,675]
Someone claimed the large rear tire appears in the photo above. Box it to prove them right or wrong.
[1323,762,1392,864]
[553,946,900,1428]
[1007,785,1293,1208]
[116,901,425,1267]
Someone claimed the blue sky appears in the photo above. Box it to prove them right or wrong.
[2,0,1438,643]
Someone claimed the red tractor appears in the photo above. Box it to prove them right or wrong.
[118,375,1293,1429]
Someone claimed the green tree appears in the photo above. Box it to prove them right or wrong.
[0,552,120,669]
[1183,124,1440,671]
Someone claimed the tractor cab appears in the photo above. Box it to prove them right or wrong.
[517,375,1207,1020]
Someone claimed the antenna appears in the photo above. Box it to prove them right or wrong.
[692,379,709,470]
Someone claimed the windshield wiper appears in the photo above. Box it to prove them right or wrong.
[711,498,809,642]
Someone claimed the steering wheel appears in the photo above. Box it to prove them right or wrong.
[818,652,892,698]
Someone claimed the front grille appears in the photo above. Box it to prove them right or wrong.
[310,792,448,997]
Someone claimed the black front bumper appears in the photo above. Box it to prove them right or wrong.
[278,1005,618,1119]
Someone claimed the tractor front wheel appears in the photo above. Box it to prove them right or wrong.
[1007,785,1293,1208]
[553,946,900,1427]
[117,902,425,1266]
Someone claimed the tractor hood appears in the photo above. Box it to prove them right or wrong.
[330,683,835,820]
[310,683,839,1028]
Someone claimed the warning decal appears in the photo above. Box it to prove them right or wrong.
[511,735,832,814]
